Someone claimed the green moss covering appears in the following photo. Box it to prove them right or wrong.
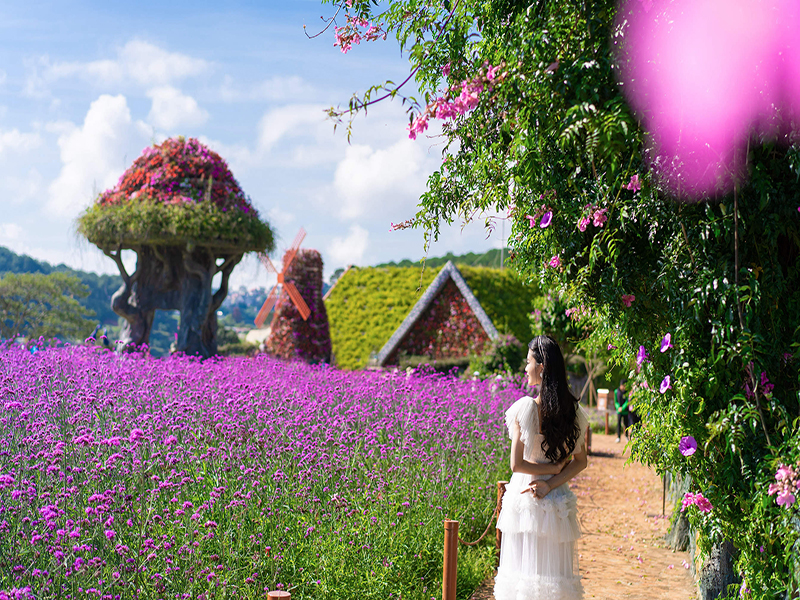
[325,264,539,370]
[78,199,273,252]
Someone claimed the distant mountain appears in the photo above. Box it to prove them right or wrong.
[0,246,121,326]
[373,248,512,269]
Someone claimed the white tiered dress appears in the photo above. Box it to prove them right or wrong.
[494,395,589,600]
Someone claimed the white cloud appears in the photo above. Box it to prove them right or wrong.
[328,224,369,268]
[146,86,209,130]
[0,69,6,86]
[0,222,24,242]
[219,75,316,103]
[1,168,43,203]
[47,94,151,217]
[26,40,210,96]
[256,104,328,154]
[332,139,430,219]
[0,128,42,155]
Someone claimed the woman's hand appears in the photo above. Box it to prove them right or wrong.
[544,456,571,475]
[521,480,552,499]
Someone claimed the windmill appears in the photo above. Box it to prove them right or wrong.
[254,228,312,328]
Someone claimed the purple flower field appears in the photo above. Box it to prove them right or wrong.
[0,344,523,600]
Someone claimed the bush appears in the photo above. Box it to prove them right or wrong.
[467,334,527,380]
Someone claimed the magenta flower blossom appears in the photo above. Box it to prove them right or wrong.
[526,214,537,228]
[592,208,608,227]
[682,491,713,513]
[625,174,641,192]
[769,463,800,507]
[636,345,648,366]
[577,217,590,232]
[548,255,562,269]
[616,0,800,198]
[607,344,617,350]
[105,530,115,540]
[442,62,451,77]
[660,375,672,394]
[407,114,429,140]
[777,490,797,507]
[660,333,673,352]
[621,294,635,307]
[678,436,697,456]
[539,211,553,228]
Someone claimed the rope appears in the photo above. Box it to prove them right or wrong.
[457,506,499,546]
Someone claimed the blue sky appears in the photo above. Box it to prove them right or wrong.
[0,0,506,289]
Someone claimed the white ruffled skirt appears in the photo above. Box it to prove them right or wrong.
[494,472,583,600]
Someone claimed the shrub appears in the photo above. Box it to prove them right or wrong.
[467,334,527,380]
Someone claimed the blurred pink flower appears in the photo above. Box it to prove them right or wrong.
[608,344,617,350]
[777,490,796,507]
[442,62,451,77]
[548,255,562,268]
[622,294,635,307]
[578,217,590,232]
[660,375,672,393]
[540,211,553,228]
[593,208,608,227]
[616,0,800,198]
[526,214,538,228]
[408,114,429,140]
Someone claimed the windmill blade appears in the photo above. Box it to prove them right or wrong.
[258,253,278,274]
[282,247,299,273]
[289,227,306,252]
[254,286,279,328]
[283,281,311,321]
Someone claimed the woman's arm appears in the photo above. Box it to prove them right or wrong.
[509,419,564,476]
[525,441,588,498]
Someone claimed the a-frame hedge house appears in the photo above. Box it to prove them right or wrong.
[324,261,537,370]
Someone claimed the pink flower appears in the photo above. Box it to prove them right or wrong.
[540,211,553,228]
[486,64,501,81]
[694,493,713,513]
[660,333,673,352]
[621,294,635,307]
[434,99,458,120]
[548,255,562,269]
[777,490,797,507]
[578,217,590,232]
[442,62,451,77]
[660,375,672,394]
[608,344,617,350]
[592,208,608,227]
[636,345,648,366]
[407,113,429,140]
[678,436,697,456]
[105,530,115,540]
[526,214,537,228]
[128,429,144,443]
[625,174,641,192]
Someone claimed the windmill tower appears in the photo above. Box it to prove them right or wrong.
[254,228,311,329]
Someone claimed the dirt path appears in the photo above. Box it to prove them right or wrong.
[470,433,696,599]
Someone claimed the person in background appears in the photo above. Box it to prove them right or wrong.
[614,379,629,443]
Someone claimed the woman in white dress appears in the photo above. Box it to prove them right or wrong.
[494,335,589,600]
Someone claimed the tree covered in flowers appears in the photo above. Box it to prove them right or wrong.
[78,137,274,358]
[321,0,800,595]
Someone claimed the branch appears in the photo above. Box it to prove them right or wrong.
[104,245,130,284]
[304,3,342,39]
[211,253,243,313]
[326,0,462,121]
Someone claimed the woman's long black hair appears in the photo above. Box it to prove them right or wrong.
[529,335,581,463]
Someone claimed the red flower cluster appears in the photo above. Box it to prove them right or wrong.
[392,279,490,362]
[97,137,254,213]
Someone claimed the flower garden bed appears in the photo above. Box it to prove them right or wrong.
[0,344,521,599]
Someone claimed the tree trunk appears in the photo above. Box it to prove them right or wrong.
[107,245,242,358]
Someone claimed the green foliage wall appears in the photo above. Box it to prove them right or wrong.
[325,264,538,370]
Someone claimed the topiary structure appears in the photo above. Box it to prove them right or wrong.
[265,249,331,363]
[78,137,274,358]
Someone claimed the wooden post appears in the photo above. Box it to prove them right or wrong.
[604,411,609,435]
[496,481,508,564]
[267,592,290,599]
[443,520,459,600]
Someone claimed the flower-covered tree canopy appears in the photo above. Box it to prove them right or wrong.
[78,137,273,252]
[77,137,274,358]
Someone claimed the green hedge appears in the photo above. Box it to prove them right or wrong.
[78,199,274,253]
[325,265,539,370]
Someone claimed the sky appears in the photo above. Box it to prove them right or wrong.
[0,0,508,290]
